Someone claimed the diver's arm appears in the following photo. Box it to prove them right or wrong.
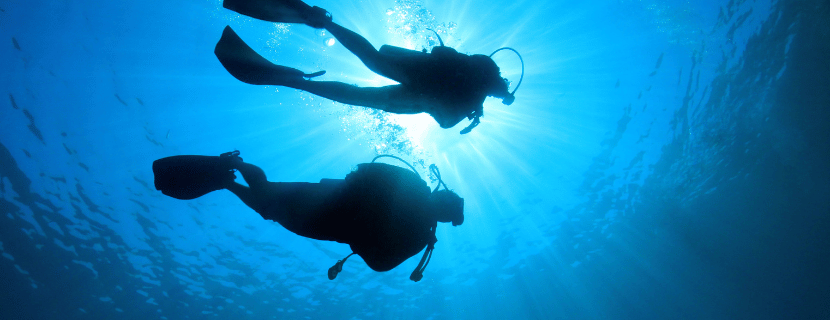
[281,80,427,115]
[470,105,484,119]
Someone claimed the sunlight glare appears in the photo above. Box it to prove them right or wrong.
[387,113,434,148]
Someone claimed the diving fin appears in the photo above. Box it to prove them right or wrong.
[215,26,325,85]
[303,70,326,79]
[222,0,331,28]
[152,153,237,200]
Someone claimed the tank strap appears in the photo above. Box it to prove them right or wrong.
[410,228,438,282]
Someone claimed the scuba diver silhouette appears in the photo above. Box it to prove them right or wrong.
[152,151,463,281]
[214,0,525,134]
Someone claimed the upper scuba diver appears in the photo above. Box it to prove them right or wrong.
[153,151,463,281]
[214,0,524,134]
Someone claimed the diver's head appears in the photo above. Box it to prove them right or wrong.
[471,54,515,105]
[429,189,464,226]
[491,77,514,105]
[488,47,525,105]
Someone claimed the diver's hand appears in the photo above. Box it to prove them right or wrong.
[466,108,483,120]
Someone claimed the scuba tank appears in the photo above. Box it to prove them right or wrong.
[327,155,455,282]
[377,28,444,57]
[379,44,430,57]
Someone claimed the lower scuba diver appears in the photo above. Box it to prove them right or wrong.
[213,0,525,134]
[152,151,464,282]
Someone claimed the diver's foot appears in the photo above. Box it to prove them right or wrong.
[268,65,326,84]
[220,170,237,188]
[302,6,332,29]
[218,151,242,188]
[219,150,243,170]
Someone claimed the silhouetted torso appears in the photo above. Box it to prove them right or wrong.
[379,45,492,128]
[260,163,436,271]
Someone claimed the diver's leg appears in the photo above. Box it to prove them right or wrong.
[224,161,298,229]
[232,161,269,190]
[226,182,267,213]
[323,22,409,83]
[281,80,423,114]
[224,160,272,213]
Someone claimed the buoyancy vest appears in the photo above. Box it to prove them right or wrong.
[328,161,439,282]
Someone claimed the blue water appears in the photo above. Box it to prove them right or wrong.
[1,0,828,319]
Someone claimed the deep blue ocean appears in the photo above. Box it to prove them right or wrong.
[1,0,828,319]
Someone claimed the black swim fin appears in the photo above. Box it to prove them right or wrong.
[152,153,237,200]
[214,26,325,85]
[222,0,331,28]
